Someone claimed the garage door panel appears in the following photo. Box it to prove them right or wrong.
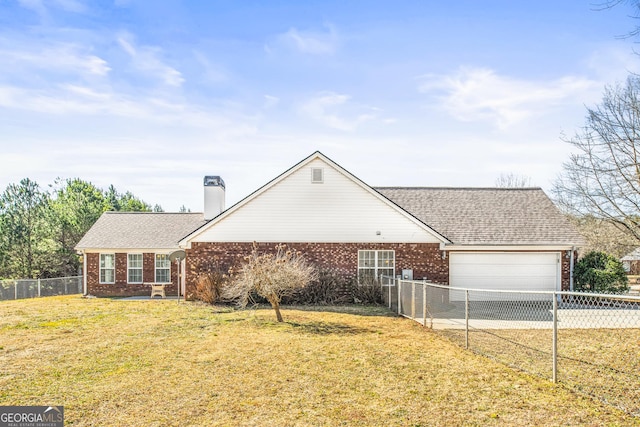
[449,252,559,301]
[455,264,556,276]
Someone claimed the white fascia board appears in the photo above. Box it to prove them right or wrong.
[443,244,575,252]
[180,151,450,246]
[80,248,179,254]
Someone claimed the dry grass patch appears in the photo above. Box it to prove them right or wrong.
[0,296,637,426]
[441,327,640,416]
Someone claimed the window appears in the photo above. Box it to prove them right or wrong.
[358,250,395,282]
[311,167,324,183]
[127,254,143,283]
[100,254,115,284]
[155,254,171,283]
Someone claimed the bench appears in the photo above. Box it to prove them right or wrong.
[147,283,166,298]
[627,275,640,284]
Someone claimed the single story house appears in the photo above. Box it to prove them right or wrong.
[75,151,585,299]
[622,248,640,276]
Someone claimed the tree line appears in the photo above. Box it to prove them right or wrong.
[0,178,156,280]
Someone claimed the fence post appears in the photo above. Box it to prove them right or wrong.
[552,292,558,383]
[37,278,41,297]
[465,289,469,349]
[15,281,18,300]
[423,280,427,327]
[388,277,392,309]
[397,279,402,315]
[411,281,416,319]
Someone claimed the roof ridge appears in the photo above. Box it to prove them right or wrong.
[374,186,543,191]
[103,211,204,214]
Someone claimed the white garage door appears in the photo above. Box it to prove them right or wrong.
[449,252,560,301]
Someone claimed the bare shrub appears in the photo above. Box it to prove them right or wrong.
[347,276,383,304]
[194,269,229,304]
[224,243,318,322]
[284,269,347,305]
[193,258,231,304]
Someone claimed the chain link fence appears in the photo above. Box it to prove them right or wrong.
[381,275,640,417]
[0,276,83,300]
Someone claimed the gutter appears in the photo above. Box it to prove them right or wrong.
[78,250,87,296]
[570,246,575,292]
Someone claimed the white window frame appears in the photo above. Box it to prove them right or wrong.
[155,254,171,284]
[358,250,395,282]
[311,167,324,183]
[127,253,143,284]
[99,253,115,284]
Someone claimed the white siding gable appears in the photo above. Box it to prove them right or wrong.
[188,156,444,244]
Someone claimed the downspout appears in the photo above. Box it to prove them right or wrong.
[569,246,575,292]
[82,251,88,296]
[181,258,187,302]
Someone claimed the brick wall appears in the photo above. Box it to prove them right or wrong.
[184,242,449,298]
[86,252,177,297]
[86,246,577,297]
[561,250,574,291]
[628,260,640,276]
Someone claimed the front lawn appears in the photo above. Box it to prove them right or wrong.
[0,296,636,426]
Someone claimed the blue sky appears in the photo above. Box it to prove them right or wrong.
[1,0,638,211]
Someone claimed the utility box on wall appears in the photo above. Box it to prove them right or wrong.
[402,269,413,280]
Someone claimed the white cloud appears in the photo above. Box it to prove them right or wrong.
[585,44,640,84]
[18,0,87,15]
[117,33,185,87]
[53,0,87,13]
[0,83,229,128]
[300,92,379,131]
[275,24,339,55]
[418,67,599,129]
[193,50,227,83]
[263,95,279,109]
[18,0,47,16]
[61,84,110,99]
[0,43,110,76]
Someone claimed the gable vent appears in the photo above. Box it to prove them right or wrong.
[311,167,324,183]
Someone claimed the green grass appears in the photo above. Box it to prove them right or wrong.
[0,296,637,426]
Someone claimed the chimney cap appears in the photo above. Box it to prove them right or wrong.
[204,176,225,188]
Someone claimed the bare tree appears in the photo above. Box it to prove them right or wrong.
[224,243,318,322]
[567,215,638,257]
[553,76,640,244]
[495,173,533,188]
[595,1,640,38]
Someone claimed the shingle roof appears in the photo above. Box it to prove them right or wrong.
[621,248,640,261]
[76,188,584,250]
[375,187,585,246]
[75,212,206,250]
